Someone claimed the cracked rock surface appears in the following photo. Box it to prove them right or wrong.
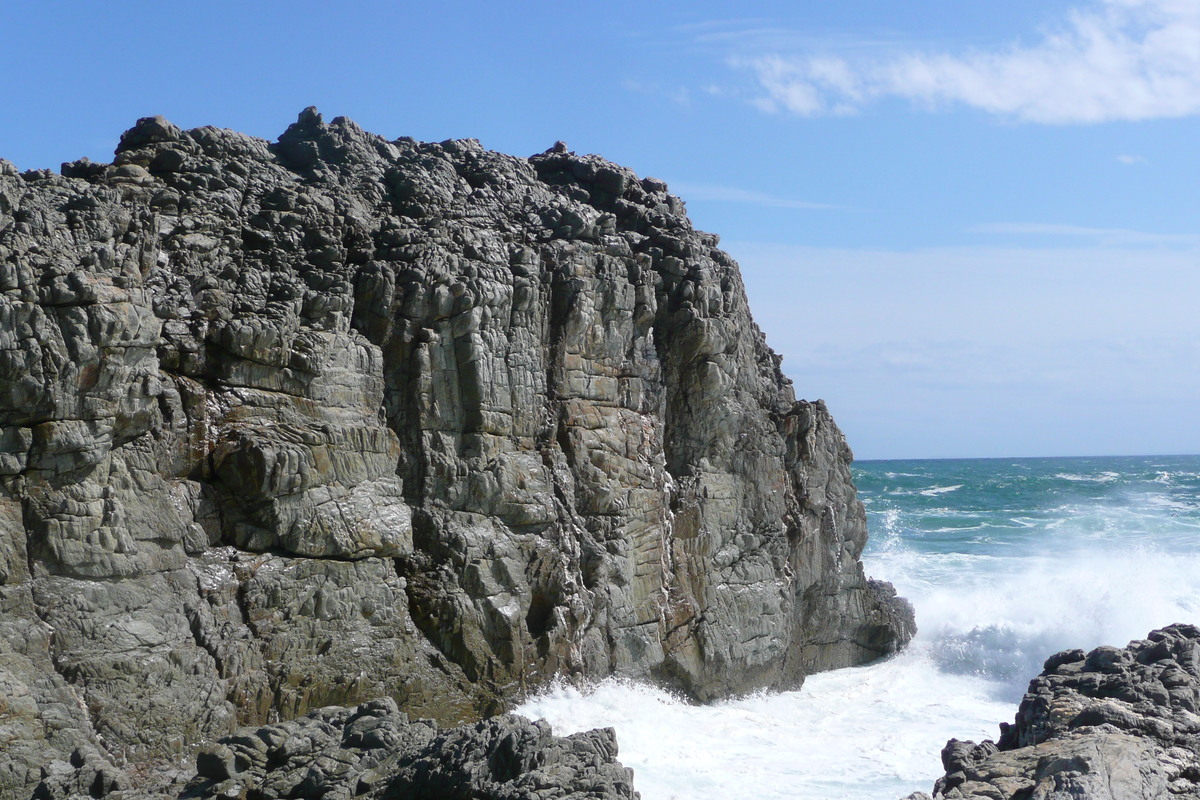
[36,698,639,800]
[0,110,913,797]
[915,624,1200,800]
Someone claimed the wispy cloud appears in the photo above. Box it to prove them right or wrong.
[669,182,842,210]
[726,240,1200,350]
[969,222,1200,246]
[677,18,916,54]
[1116,154,1149,165]
[722,239,1200,457]
[734,0,1200,123]
[622,79,692,108]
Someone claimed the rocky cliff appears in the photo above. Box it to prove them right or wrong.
[0,109,913,796]
[913,624,1200,800]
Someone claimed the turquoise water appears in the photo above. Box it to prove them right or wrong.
[519,454,1200,799]
[860,454,1200,697]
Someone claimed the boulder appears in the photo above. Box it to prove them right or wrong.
[925,624,1200,799]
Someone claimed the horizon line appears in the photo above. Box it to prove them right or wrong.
[855,452,1200,464]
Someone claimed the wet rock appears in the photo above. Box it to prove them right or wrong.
[924,624,1200,799]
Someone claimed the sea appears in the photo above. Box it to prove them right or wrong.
[515,454,1200,800]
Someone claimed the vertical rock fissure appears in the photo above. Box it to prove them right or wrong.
[0,114,914,797]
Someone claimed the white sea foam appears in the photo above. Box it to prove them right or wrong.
[873,547,1200,694]
[515,457,1200,800]
[516,648,1012,800]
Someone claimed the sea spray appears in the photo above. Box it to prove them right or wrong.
[515,455,1200,800]
[517,658,1012,800]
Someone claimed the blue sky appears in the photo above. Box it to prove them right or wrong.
[2,0,1197,459]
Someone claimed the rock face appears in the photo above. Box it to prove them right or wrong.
[0,110,913,795]
[921,624,1200,800]
[36,698,638,800]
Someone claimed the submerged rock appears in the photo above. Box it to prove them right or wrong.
[0,110,913,796]
[924,623,1200,799]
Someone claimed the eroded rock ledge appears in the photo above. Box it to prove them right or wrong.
[913,624,1200,800]
[0,110,913,796]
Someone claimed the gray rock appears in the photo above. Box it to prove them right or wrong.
[924,624,1200,800]
[168,699,639,800]
[0,109,913,796]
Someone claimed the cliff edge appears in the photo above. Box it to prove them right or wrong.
[0,110,913,794]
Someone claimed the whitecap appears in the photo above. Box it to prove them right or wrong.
[919,484,964,496]
[1054,472,1120,483]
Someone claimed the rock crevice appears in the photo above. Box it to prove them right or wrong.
[0,111,913,796]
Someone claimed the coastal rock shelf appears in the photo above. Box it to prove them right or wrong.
[36,698,638,800]
[0,110,913,796]
[914,624,1200,800]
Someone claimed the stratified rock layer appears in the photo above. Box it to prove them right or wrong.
[0,111,912,795]
[921,624,1200,800]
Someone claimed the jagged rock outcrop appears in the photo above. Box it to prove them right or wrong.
[917,624,1200,800]
[34,698,638,800]
[0,110,913,796]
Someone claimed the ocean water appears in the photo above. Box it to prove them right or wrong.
[515,454,1200,799]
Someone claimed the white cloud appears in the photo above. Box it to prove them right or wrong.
[738,0,1200,123]
[968,222,1200,246]
[668,182,841,210]
[1116,153,1149,164]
